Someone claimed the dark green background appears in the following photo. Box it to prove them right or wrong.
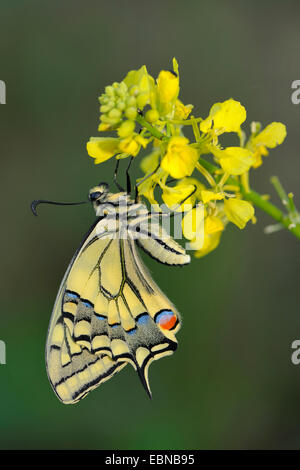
[1,0,300,450]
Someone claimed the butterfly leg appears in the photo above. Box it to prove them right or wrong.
[126,155,134,195]
[134,162,161,203]
[114,159,125,192]
[150,184,198,219]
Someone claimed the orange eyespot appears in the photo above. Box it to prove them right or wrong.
[155,310,177,330]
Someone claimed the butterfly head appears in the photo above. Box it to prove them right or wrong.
[89,182,135,216]
[88,183,109,205]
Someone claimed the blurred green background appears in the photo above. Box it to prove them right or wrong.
[0,0,300,450]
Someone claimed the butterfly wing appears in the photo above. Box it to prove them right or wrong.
[46,217,185,403]
[46,220,127,404]
[134,220,191,265]
[113,235,182,396]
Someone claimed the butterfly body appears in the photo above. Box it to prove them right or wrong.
[46,183,190,404]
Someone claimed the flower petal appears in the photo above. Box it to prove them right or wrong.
[161,136,198,179]
[215,147,255,175]
[162,183,197,211]
[252,122,287,149]
[182,205,204,240]
[200,99,246,134]
[201,190,225,204]
[224,198,254,229]
[193,230,222,258]
[86,137,120,164]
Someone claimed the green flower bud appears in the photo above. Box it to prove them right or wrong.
[105,85,114,96]
[129,85,139,96]
[100,114,117,124]
[108,109,122,119]
[100,105,111,113]
[126,96,136,107]
[145,108,159,123]
[125,107,137,120]
[116,101,126,111]
[117,120,135,138]
[119,81,128,93]
[107,100,115,109]
[136,92,149,109]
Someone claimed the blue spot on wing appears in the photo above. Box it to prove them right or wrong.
[82,299,93,308]
[65,291,79,300]
[95,313,106,320]
[127,328,137,335]
[136,313,149,325]
[155,309,174,324]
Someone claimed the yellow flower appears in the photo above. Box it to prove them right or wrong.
[205,215,224,234]
[119,137,139,156]
[200,99,246,135]
[157,70,179,105]
[87,132,149,163]
[161,136,198,179]
[136,176,158,205]
[224,198,254,229]
[247,122,287,168]
[119,134,148,156]
[201,190,225,204]
[137,166,168,205]
[189,215,224,257]
[86,137,120,164]
[140,150,160,174]
[182,205,205,240]
[213,146,255,175]
[162,177,204,211]
[174,100,193,120]
[154,60,180,117]
[162,182,197,211]
[179,177,205,199]
[194,230,222,258]
[117,120,135,138]
[252,122,287,148]
[251,145,268,168]
[98,122,111,132]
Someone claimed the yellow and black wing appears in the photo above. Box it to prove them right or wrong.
[46,220,184,404]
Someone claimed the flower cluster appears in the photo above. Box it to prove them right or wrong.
[86,59,293,257]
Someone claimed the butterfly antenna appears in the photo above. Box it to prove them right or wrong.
[31,199,88,216]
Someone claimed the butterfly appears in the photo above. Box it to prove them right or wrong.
[43,182,191,404]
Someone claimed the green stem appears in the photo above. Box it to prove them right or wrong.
[198,156,217,174]
[169,117,203,125]
[270,176,290,208]
[242,189,300,239]
[136,114,166,140]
